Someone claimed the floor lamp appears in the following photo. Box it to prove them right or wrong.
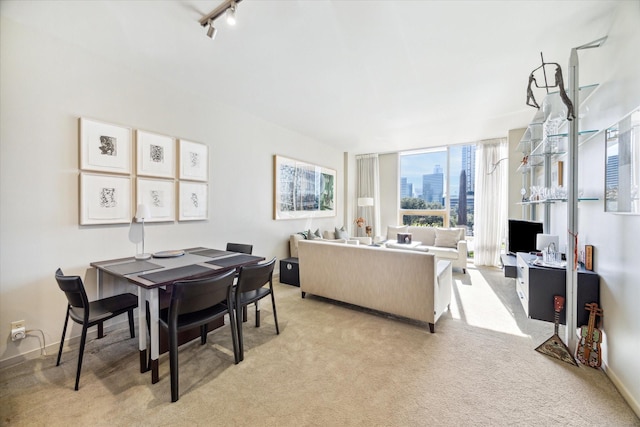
[357,197,374,237]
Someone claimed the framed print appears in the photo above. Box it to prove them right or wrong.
[80,173,132,225]
[136,130,175,178]
[136,177,176,222]
[552,160,564,187]
[179,181,208,221]
[79,117,132,174]
[178,139,208,181]
[273,155,336,220]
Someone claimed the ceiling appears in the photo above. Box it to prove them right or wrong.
[1,0,620,154]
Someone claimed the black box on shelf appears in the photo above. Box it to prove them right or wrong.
[280,257,300,286]
[397,233,412,244]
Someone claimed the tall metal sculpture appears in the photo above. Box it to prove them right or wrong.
[526,53,575,121]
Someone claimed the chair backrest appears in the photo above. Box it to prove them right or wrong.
[169,269,237,319]
[55,268,89,311]
[226,243,253,254]
[236,258,276,294]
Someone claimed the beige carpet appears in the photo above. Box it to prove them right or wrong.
[1,265,638,426]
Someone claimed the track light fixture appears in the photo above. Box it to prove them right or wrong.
[199,0,243,39]
[206,20,217,39]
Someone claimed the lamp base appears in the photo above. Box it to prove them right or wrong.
[135,253,151,260]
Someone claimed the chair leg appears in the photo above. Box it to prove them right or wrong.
[236,305,244,362]
[128,309,135,338]
[200,324,208,345]
[169,326,179,402]
[270,291,280,335]
[97,322,104,339]
[56,307,70,366]
[242,305,248,323]
[228,307,240,364]
[255,302,260,328]
[74,325,88,391]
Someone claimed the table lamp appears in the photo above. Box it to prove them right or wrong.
[135,204,152,260]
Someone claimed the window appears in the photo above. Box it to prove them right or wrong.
[400,145,475,234]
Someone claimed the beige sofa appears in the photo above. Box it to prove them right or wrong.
[297,239,452,332]
[289,231,370,258]
[383,226,468,273]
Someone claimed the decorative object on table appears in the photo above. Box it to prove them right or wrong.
[525,53,575,121]
[152,250,185,258]
[79,117,132,174]
[178,139,208,182]
[576,302,603,368]
[365,225,372,237]
[535,295,578,366]
[585,244,594,271]
[354,216,366,235]
[134,204,152,260]
[178,181,208,221]
[273,155,336,220]
[397,233,412,244]
[136,177,176,222]
[136,130,175,179]
[79,172,132,225]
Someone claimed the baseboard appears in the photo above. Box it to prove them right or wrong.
[0,321,130,370]
[603,361,640,418]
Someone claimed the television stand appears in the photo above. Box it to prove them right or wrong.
[500,253,517,278]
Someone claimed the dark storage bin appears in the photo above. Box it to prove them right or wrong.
[280,257,300,286]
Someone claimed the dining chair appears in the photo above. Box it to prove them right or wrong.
[55,268,138,391]
[159,269,238,402]
[226,242,253,254]
[234,258,279,362]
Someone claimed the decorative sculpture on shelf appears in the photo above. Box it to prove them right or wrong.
[525,53,576,121]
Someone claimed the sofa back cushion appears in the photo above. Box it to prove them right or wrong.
[434,228,462,248]
[407,226,437,246]
[386,225,408,241]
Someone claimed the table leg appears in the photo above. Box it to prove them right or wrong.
[149,288,160,384]
[138,287,148,373]
[96,269,104,299]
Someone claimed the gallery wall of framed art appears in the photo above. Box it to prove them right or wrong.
[77,117,209,225]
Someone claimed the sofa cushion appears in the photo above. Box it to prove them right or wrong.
[386,225,408,241]
[335,226,349,240]
[307,229,322,240]
[434,228,460,248]
[427,246,459,259]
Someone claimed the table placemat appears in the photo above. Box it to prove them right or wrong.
[191,249,234,259]
[206,254,261,268]
[106,260,164,276]
[139,264,215,283]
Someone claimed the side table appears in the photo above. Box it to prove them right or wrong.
[280,257,300,286]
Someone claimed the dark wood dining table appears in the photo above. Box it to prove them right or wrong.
[91,247,264,383]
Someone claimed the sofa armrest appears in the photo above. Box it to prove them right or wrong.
[289,234,305,258]
[352,236,372,245]
[457,239,468,256]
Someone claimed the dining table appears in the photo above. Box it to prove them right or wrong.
[91,247,265,383]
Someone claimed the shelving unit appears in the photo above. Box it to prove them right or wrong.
[516,84,600,228]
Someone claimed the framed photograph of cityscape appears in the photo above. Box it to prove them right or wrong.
[178,181,208,221]
[273,155,336,220]
[136,177,176,222]
[79,117,132,174]
[136,130,175,178]
[79,172,131,225]
[178,139,208,181]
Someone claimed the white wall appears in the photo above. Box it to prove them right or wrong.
[0,16,343,365]
[521,1,640,415]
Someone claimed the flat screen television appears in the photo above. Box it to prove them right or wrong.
[507,219,544,255]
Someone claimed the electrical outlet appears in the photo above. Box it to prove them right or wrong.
[11,320,26,341]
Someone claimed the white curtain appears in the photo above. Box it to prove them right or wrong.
[474,139,508,266]
[356,154,381,238]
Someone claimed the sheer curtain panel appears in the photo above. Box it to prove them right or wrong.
[356,154,381,238]
[474,139,508,266]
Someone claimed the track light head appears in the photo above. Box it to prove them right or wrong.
[226,1,237,26]
[206,20,217,39]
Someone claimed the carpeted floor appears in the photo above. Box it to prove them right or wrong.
[1,265,638,426]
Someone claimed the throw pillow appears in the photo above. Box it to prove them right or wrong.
[307,229,322,240]
[386,225,408,241]
[335,226,349,240]
[434,228,459,248]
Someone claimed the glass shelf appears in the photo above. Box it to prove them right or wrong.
[518,197,600,205]
[528,129,599,158]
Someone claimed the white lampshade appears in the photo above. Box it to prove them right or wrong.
[357,197,374,207]
[536,234,559,251]
[135,204,151,221]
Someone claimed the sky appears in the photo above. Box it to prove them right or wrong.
[400,147,466,197]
